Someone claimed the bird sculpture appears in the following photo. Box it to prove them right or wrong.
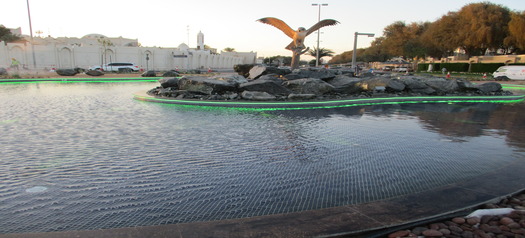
[257,17,339,50]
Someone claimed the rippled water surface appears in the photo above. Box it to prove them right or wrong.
[1,82,525,234]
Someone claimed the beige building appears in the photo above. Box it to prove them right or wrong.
[0,30,256,71]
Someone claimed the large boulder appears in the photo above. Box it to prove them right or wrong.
[324,75,363,94]
[85,70,104,76]
[248,65,290,80]
[355,77,391,91]
[162,70,180,77]
[295,68,336,80]
[456,79,478,91]
[56,68,77,76]
[398,77,436,94]
[142,70,157,77]
[476,82,502,93]
[283,78,335,95]
[239,80,291,95]
[0,67,7,75]
[178,76,238,95]
[159,77,179,88]
[386,79,406,92]
[211,74,249,86]
[424,78,459,93]
[241,91,276,101]
[234,64,255,78]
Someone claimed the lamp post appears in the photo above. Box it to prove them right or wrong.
[312,3,328,67]
[351,32,374,74]
[26,0,37,69]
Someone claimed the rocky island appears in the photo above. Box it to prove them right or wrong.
[147,65,511,102]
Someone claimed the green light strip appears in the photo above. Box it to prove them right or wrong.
[0,79,159,85]
[1,77,161,81]
[134,94,525,111]
[141,98,525,112]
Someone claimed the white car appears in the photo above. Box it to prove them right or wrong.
[392,67,410,72]
[89,63,140,72]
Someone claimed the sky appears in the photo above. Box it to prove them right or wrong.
[1,0,524,60]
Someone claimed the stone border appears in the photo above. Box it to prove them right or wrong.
[133,90,525,110]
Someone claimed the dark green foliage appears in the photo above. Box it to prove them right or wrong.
[470,63,505,73]
[0,25,22,43]
[417,63,468,72]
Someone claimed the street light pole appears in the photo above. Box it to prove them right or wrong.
[26,0,37,69]
[312,3,328,67]
[351,32,375,74]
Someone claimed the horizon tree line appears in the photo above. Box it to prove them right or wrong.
[330,2,525,64]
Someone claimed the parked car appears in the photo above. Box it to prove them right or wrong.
[89,63,140,72]
[381,66,393,71]
[392,67,411,72]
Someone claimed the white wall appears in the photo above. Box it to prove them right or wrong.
[0,41,256,71]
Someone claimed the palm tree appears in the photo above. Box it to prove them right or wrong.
[223,47,236,52]
[307,47,335,64]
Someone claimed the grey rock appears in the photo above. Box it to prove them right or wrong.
[399,77,436,94]
[283,78,335,95]
[287,94,317,100]
[282,73,303,80]
[241,91,276,101]
[325,75,363,94]
[425,78,459,93]
[248,65,267,79]
[234,64,255,78]
[142,70,157,77]
[0,67,8,75]
[85,70,104,76]
[457,79,477,91]
[211,74,249,86]
[178,76,238,95]
[477,82,502,93]
[256,74,284,84]
[159,77,179,88]
[240,79,291,95]
[162,70,180,77]
[295,68,336,80]
[248,65,289,80]
[386,79,406,92]
[56,68,77,76]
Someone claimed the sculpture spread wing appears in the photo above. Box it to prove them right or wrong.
[257,17,295,39]
[306,19,339,36]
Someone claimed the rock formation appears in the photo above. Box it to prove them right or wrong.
[148,65,511,101]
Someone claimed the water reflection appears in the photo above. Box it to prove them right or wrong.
[271,102,525,150]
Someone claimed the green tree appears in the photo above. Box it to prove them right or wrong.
[504,11,525,53]
[380,21,408,57]
[420,12,460,58]
[455,2,511,56]
[307,47,335,63]
[223,47,236,52]
[0,25,22,43]
[380,21,429,59]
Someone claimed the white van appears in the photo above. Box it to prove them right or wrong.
[493,66,525,80]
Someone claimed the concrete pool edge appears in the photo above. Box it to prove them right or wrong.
[133,90,525,110]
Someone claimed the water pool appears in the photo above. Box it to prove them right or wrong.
[1,82,525,234]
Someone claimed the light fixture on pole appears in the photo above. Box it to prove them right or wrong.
[351,32,374,74]
[312,3,328,67]
[26,0,37,69]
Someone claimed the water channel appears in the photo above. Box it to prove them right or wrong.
[1,82,525,234]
